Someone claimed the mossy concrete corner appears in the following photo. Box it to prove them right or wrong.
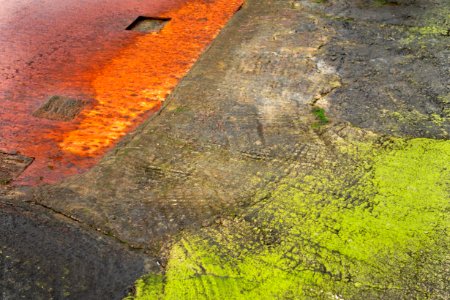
[129,137,450,299]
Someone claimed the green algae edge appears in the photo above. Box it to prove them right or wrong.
[124,274,165,300]
[127,138,450,299]
[312,107,330,128]
[400,5,450,45]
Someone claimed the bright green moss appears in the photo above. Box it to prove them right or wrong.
[312,107,330,127]
[444,108,450,119]
[125,274,164,300]
[438,95,450,118]
[389,109,447,131]
[401,6,450,45]
[128,138,450,299]
[431,113,446,126]
[412,26,449,36]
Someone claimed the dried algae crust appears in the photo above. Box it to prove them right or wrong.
[128,137,450,299]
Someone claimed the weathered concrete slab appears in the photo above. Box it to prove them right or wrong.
[33,0,449,252]
[34,0,330,252]
[2,0,449,298]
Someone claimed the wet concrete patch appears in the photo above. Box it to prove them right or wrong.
[304,0,450,139]
[0,200,157,299]
[0,152,33,185]
[33,96,90,121]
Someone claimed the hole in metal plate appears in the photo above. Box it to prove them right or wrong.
[126,16,171,33]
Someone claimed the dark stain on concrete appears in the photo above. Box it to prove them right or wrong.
[0,199,158,300]
[309,0,450,138]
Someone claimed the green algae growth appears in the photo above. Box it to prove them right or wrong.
[312,107,330,128]
[127,138,450,299]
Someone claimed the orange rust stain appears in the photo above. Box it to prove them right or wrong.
[0,0,243,185]
[60,0,243,155]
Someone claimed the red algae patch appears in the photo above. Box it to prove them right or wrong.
[0,0,243,185]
